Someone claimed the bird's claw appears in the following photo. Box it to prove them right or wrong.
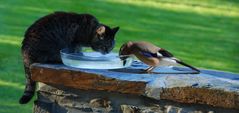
[139,69,153,74]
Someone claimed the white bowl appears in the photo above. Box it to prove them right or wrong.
[60,48,133,69]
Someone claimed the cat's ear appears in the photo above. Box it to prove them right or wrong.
[96,26,105,35]
[112,27,120,35]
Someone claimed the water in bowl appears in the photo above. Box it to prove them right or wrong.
[60,49,133,69]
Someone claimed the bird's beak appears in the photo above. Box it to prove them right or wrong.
[119,55,129,60]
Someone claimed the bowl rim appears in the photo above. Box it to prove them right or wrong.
[60,48,134,60]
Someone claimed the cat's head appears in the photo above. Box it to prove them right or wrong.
[91,25,119,54]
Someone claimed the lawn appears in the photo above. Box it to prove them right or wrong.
[0,0,238,112]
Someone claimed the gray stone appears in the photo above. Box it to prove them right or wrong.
[31,61,239,109]
[33,83,238,113]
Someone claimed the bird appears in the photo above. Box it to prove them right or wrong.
[119,41,200,73]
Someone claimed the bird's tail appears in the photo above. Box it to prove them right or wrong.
[174,59,200,74]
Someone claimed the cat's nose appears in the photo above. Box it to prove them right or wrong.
[100,47,109,54]
[104,48,110,54]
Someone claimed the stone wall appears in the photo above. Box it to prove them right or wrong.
[31,63,239,113]
[34,83,238,113]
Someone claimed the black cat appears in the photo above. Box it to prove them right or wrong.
[20,12,119,104]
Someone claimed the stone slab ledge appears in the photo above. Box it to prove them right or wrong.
[30,62,239,109]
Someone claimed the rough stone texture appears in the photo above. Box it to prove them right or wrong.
[159,87,239,109]
[31,61,239,109]
[34,83,238,113]
[31,63,146,95]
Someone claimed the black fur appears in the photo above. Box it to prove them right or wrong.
[20,12,119,104]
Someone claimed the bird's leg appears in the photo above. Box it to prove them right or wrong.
[145,66,156,73]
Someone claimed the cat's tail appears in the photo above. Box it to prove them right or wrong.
[19,52,36,104]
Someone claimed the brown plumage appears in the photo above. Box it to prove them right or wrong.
[119,41,200,73]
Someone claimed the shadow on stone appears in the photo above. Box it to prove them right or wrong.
[109,68,199,74]
[109,68,145,74]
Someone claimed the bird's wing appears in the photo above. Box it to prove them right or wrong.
[131,42,174,58]
[139,51,158,58]
[132,42,161,54]
[157,49,174,58]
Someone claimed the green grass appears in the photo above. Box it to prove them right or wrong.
[0,0,238,112]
